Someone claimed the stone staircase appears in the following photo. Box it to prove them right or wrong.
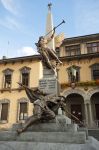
[0,115,99,150]
[88,129,99,141]
[0,131,86,144]
[78,127,99,141]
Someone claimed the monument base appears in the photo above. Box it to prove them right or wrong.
[0,137,99,150]
[0,115,99,150]
[39,65,58,94]
[11,115,72,132]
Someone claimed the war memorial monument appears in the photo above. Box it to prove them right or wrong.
[0,3,99,150]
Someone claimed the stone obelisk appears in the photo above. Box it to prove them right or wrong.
[46,3,55,50]
[39,3,58,94]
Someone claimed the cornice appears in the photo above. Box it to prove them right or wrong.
[60,52,99,61]
[0,55,41,64]
[61,33,99,45]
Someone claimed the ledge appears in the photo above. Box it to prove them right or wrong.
[61,80,99,90]
[60,52,99,61]
[0,87,37,93]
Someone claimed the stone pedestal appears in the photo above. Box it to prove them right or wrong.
[0,115,99,150]
[39,66,58,94]
[0,137,99,150]
[0,115,85,144]
[11,115,72,132]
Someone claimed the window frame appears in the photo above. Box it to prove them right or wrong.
[67,65,80,83]
[17,98,29,123]
[65,44,81,56]
[20,66,31,87]
[0,99,10,124]
[87,42,99,53]
[2,68,13,89]
[90,63,99,80]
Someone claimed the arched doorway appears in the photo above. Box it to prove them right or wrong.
[65,93,84,125]
[91,92,99,127]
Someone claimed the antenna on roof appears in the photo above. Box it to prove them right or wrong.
[7,40,9,57]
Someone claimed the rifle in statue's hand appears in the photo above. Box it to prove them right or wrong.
[17,82,23,87]
[17,82,30,90]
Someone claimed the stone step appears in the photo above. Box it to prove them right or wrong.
[0,137,99,150]
[0,131,86,144]
[11,123,77,132]
[88,129,99,141]
[78,128,99,141]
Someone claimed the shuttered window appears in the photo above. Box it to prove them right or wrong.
[65,45,81,56]
[3,69,13,89]
[19,102,28,120]
[4,74,11,88]
[22,73,29,86]
[87,42,99,53]
[91,64,99,80]
[20,67,31,86]
[0,103,9,121]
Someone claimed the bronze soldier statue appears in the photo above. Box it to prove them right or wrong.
[35,28,62,73]
[17,83,66,134]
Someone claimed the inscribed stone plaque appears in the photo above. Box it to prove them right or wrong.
[39,78,57,94]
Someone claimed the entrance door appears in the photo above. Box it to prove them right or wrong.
[71,104,82,122]
[95,104,99,120]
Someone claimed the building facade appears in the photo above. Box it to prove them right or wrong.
[0,55,43,129]
[59,33,99,128]
[0,33,99,130]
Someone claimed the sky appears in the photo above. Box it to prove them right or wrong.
[0,0,99,59]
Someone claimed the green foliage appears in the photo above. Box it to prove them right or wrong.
[61,80,99,89]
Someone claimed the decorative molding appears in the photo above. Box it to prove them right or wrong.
[0,55,41,65]
[66,65,81,70]
[20,66,31,73]
[89,63,99,68]
[0,99,10,104]
[62,33,99,45]
[87,87,99,100]
[18,97,29,103]
[2,68,14,74]
[62,88,86,100]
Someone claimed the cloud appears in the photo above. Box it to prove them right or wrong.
[0,16,20,30]
[1,0,17,15]
[0,0,20,31]
[18,46,38,56]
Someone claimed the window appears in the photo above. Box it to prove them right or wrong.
[67,66,80,82]
[4,74,11,88]
[18,98,29,121]
[93,70,99,80]
[20,67,31,86]
[87,42,99,53]
[3,68,13,89]
[22,72,29,86]
[56,47,60,57]
[0,100,9,123]
[90,64,99,80]
[19,102,28,120]
[65,45,81,56]
[1,103,8,121]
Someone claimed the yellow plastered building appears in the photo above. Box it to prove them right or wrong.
[0,33,99,129]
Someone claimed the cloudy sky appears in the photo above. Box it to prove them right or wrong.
[0,0,99,58]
